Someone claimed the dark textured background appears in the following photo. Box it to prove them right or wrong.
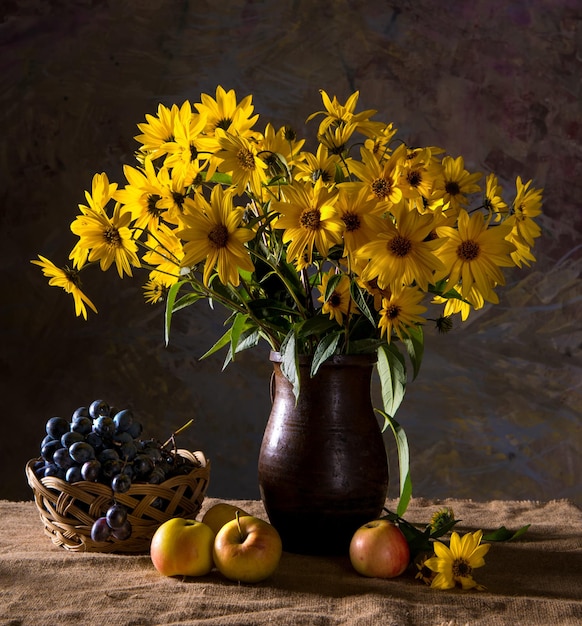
[1,0,580,504]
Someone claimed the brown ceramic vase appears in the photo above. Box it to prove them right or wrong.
[258,351,389,555]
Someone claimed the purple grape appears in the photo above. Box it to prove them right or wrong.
[90,517,111,542]
[85,431,103,450]
[65,466,83,483]
[113,409,133,433]
[102,459,122,479]
[111,519,132,541]
[46,416,70,440]
[81,459,101,481]
[71,406,89,422]
[53,447,75,470]
[69,441,95,464]
[93,416,115,438]
[106,504,128,529]
[119,441,138,462]
[71,416,92,435]
[61,431,84,447]
[111,473,131,493]
[89,399,110,420]
[41,439,63,462]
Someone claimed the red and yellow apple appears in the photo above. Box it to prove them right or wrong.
[150,517,215,577]
[213,513,282,583]
[349,519,410,578]
[201,502,251,535]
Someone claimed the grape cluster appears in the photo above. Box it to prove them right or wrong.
[33,399,198,543]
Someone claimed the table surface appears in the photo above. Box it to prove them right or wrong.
[1,497,581,626]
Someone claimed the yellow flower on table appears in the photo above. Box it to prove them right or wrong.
[424,529,490,591]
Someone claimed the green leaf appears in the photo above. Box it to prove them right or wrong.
[402,326,424,381]
[199,327,232,360]
[280,330,300,402]
[323,272,343,302]
[377,409,412,517]
[222,328,261,369]
[296,314,337,338]
[483,524,530,542]
[206,172,233,185]
[376,343,406,418]
[229,313,249,362]
[310,332,342,377]
[349,281,376,327]
[172,291,204,312]
[164,280,187,346]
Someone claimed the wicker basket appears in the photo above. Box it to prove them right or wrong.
[25,449,210,553]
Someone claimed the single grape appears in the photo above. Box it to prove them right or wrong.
[71,406,89,422]
[90,517,111,542]
[53,447,75,470]
[71,416,92,435]
[69,441,95,464]
[81,459,101,481]
[133,454,154,479]
[93,416,116,439]
[113,409,133,433]
[89,399,110,420]
[102,459,122,479]
[111,473,131,494]
[65,466,83,483]
[111,519,132,541]
[119,464,134,480]
[106,503,128,529]
[41,439,63,463]
[46,416,70,440]
[61,431,84,448]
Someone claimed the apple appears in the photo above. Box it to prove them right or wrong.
[349,519,410,578]
[213,512,282,583]
[201,502,251,535]
[150,517,215,577]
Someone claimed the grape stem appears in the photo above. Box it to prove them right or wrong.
[162,419,194,449]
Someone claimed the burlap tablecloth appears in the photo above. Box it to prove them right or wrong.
[1,497,580,626]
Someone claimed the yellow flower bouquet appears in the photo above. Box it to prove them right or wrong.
[33,85,543,438]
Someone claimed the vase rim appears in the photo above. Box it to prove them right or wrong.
[269,350,377,367]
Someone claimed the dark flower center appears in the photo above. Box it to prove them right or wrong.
[445,180,461,196]
[236,148,256,171]
[385,304,400,319]
[147,194,163,217]
[457,240,480,261]
[300,208,321,230]
[330,292,342,307]
[172,191,186,210]
[407,169,422,187]
[342,212,361,232]
[452,558,473,578]
[208,224,229,248]
[215,117,233,131]
[389,235,412,257]
[371,177,392,199]
[103,226,121,247]
[311,168,333,183]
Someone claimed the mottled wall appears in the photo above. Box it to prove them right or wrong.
[2,0,580,504]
